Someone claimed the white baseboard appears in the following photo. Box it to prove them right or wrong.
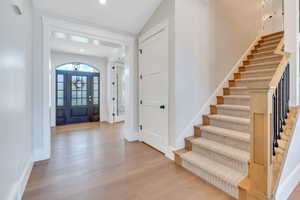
[6,157,33,200]
[165,146,176,161]
[16,158,33,200]
[175,35,261,149]
[123,130,139,142]
[276,163,300,200]
[33,148,50,162]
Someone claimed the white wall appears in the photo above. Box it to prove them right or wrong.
[50,51,109,126]
[0,0,34,199]
[174,0,262,148]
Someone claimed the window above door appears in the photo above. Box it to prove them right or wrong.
[56,63,98,73]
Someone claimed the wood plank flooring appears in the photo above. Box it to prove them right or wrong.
[23,122,236,200]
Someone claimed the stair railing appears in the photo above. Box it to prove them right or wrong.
[239,38,291,200]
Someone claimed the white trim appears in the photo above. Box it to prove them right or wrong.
[36,16,137,161]
[165,146,176,161]
[6,158,33,200]
[138,20,168,45]
[175,35,261,149]
[276,163,300,200]
[16,158,33,200]
[33,148,48,162]
[123,131,140,142]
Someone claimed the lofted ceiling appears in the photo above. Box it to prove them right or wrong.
[33,0,163,34]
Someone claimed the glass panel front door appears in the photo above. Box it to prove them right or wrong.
[56,70,100,125]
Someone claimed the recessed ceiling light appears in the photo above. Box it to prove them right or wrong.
[54,32,67,39]
[99,0,107,5]
[70,35,89,43]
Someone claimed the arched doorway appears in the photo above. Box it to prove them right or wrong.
[55,63,100,125]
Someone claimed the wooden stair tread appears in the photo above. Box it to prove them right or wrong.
[228,86,247,90]
[257,44,277,48]
[241,68,276,74]
[236,76,272,82]
[246,61,279,67]
[223,95,250,99]
[252,50,274,56]
[200,125,250,142]
[208,114,250,125]
[250,55,281,61]
[192,138,250,162]
[216,104,249,111]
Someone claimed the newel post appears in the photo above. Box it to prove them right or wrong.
[247,88,274,200]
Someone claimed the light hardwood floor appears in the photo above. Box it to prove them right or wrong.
[23,122,300,200]
[23,122,235,200]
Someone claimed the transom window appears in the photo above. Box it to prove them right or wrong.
[56,63,98,73]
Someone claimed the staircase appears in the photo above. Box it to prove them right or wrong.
[174,31,285,199]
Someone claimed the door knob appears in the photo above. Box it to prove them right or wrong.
[160,105,165,109]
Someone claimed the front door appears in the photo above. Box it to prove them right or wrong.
[139,25,169,153]
[56,70,100,125]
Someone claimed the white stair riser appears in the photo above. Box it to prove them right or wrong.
[229,89,249,95]
[182,160,240,198]
[235,79,270,87]
[192,145,248,173]
[224,97,249,106]
[217,107,249,118]
[201,131,250,152]
[245,64,277,71]
[209,118,249,133]
[241,71,275,79]
[249,57,281,65]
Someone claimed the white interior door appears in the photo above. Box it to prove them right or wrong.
[139,26,168,153]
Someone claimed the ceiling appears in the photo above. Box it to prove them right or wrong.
[33,0,163,34]
[50,33,125,58]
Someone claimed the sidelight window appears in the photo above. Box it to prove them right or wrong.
[56,74,65,106]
